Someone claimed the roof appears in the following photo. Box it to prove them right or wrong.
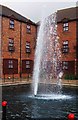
[36,21,40,26]
[0,5,36,26]
[57,7,78,23]
[36,7,78,26]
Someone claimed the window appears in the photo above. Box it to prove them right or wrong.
[10,19,14,29]
[26,41,31,53]
[62,41,69,53]
[26,24,31,33]
[63,22,69,31]
[22,60,33,73]
[3,59,18,74]
[9,38,14,46]
[26,60,30,69]
[8,38,15,52]
[8,60,13,69]
[62,61,68,70]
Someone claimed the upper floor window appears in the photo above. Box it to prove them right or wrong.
[10,19,14,29]
[62,40,69,53]
[8,60,13,69]
[9,38,14,46]
[8,38,15,52]
[63,22,69,31]
[26,24,31,33]
[26,41,31,53]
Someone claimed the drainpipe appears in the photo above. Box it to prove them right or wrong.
[0,9,3,82]
[76,7,78,76]
[20,22,22,79]
[75,59,77,76]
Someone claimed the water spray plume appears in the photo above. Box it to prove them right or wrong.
[33,12,62,96]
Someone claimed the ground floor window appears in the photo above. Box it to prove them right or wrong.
[3,59,18,74]
[26,60,30,69]
[22,60,33,74]
[8,60,13,69]
[62,61,68,70]
[62,61,75,75]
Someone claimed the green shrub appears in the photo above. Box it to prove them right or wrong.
[64,74,78,80]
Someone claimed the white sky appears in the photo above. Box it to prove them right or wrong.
[0,0,77,23]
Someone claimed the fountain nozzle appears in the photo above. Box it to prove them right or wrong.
[34,94,36,97]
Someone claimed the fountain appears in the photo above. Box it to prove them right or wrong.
[2,12,77,120]
[32,12,63,97]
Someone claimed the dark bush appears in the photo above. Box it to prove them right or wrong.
[64,74,78,80]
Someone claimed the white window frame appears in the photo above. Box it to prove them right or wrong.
[10,19,14,29]
[63,61,68,70]
[9,38,14,47]
[8,60,13,69]
[26,24,31,33]
[62,40,69,53]
[26,60,30,69]
[63,22,69,31]
[26,41,31,53]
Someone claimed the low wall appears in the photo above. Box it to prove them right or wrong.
[0,78,78,87]
[62,79,78,86]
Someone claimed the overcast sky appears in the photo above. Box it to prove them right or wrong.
[0,0,77,23]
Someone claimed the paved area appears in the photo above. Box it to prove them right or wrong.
[0,78,32,86]
[61,79,78,87]
[0,78,78,87]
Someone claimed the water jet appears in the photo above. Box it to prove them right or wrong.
[32,12,63,96]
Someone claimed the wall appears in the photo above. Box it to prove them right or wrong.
[57,21,77,75]
[2,16,37,79]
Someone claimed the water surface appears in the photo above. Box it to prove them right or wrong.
[2,85,78,120]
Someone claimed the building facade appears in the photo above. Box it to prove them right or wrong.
[37,7,78,77]
[0,5,78,81]
[57,7,78,77]
[0,5,37,80]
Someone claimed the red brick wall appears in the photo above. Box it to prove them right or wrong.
[21,23,36,60]
[2,17,20,78]
[21,22,36,77]
[0,16,2,79]
[57,21,77,75]
[2,16,37,79]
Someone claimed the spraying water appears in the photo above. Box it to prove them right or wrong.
[32,12,63,96]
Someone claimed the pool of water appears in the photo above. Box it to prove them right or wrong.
[2,85,78,120]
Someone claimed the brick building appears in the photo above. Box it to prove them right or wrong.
[37,7,78,77]
[0,5,78,81]
[57,7,78,76]
[0,5,37,80]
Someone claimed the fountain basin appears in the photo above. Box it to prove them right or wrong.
[29,94,72,100]
[2,84,78,119]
